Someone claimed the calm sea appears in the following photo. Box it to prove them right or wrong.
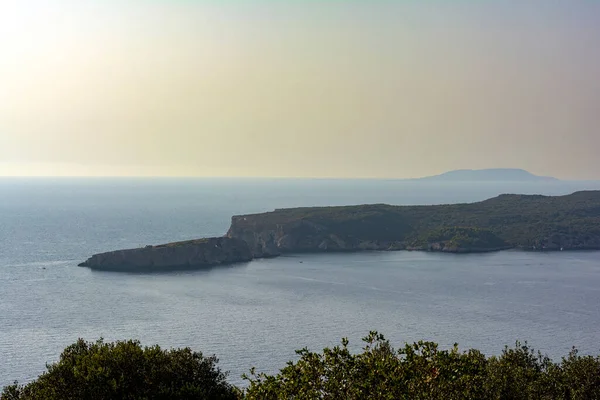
[1,178,600,386]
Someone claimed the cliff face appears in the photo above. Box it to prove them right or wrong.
[226,216,505,255]
[226,217,283,258]
[227,191,600,254]
[78,237,253,271]
[226,213,409,255]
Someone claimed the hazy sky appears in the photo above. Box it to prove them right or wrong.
[1,1,599,179]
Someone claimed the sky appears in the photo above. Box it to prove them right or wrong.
[1,1,599,179]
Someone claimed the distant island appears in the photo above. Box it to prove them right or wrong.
[79,191,600,271]
[414,168,559,182]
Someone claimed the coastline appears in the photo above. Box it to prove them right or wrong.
[78,242,600,271]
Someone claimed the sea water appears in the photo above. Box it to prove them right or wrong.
[1,178,600,386]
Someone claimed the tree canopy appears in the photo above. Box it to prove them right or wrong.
[243,332,600,400]
[1,339,237,400]
[3,334,600,399]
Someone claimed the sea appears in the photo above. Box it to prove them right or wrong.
[1,178,600,387]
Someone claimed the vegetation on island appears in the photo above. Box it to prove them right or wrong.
[4,334,600,400]
[409,227,509,252]
[232,191,600,252]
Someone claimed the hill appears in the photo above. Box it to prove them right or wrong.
[415,168,558,182]
[227,190,600,255]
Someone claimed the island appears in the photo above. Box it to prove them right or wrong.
[413,168,558,182]
[79,190,600,271]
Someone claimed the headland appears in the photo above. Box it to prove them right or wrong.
[79,190,600,271]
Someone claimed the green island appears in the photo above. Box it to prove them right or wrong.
[3,334,600,399]
[229,190,600,256]
[229,191,600,254]
[79,191,600,270]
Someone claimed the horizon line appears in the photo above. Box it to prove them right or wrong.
[2,175,597,182]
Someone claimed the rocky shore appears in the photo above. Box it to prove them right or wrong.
[78,237,253,271]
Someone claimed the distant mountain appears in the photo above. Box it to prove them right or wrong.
[415,168,559,182]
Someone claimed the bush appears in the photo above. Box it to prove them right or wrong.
[1,339,238,400]
[243,333,600,400]
[3,334,600,399]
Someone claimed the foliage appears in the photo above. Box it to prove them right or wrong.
[3,335,600,399]
[1,339,238,400]
[243,333,600,400]
[410,227,508,251]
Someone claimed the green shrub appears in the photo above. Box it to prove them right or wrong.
[4,335,600,399]
[1,339,238,400]
[243,333,600,400]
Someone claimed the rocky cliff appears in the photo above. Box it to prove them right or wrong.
[226,191,600,254]
[226,215,400,256]
[225,214,512,255]
[78,237,253,271]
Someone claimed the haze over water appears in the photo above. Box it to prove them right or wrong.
[1,178,600,386]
